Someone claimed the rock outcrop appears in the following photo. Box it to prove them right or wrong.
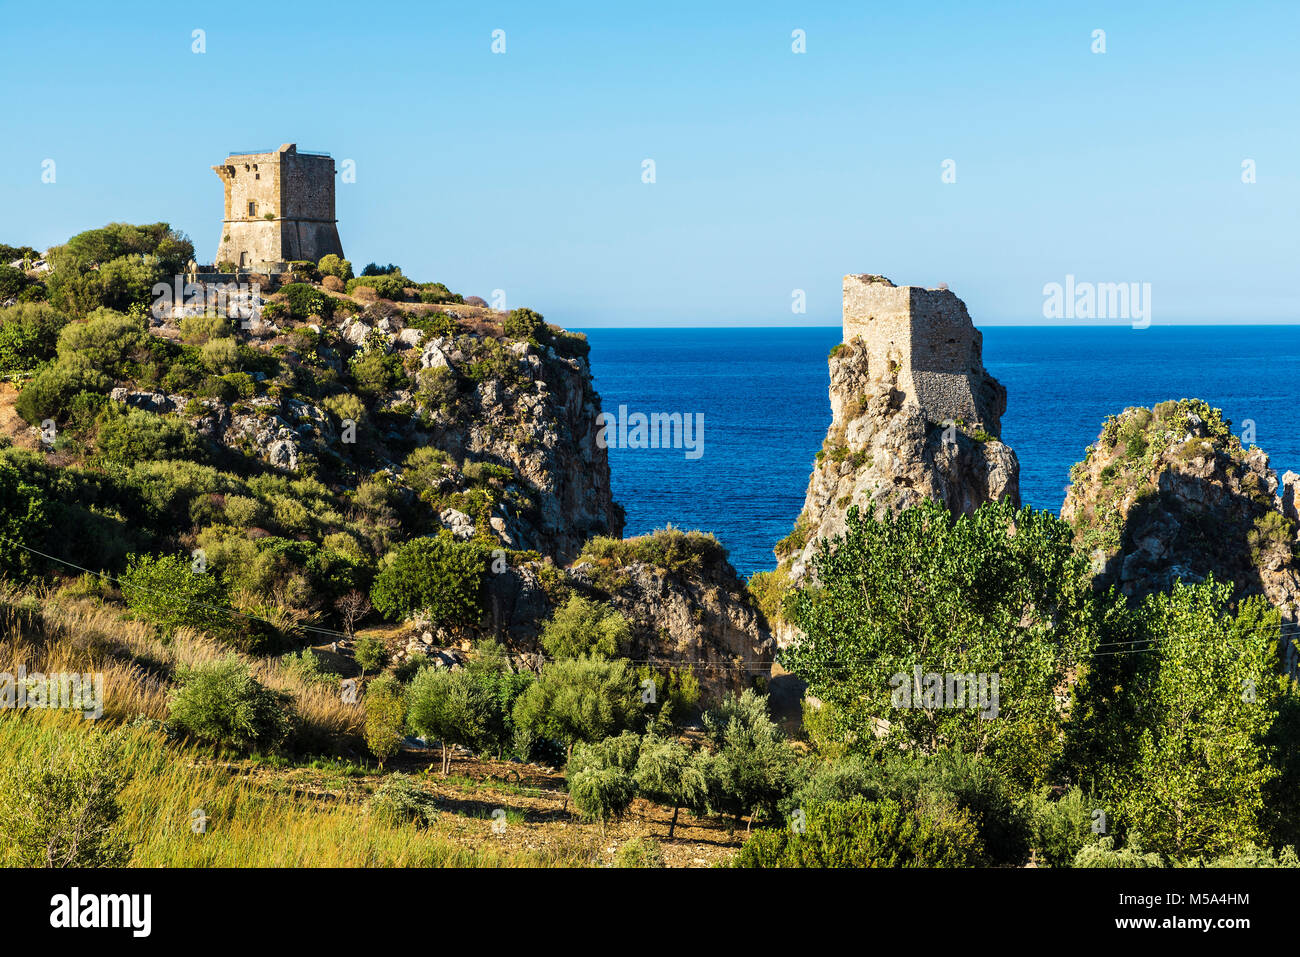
[392,529,774,702]
[776,276,1020,587]
[567,532,776,700]
[1062,400,1300,663]
[164,305,623,565]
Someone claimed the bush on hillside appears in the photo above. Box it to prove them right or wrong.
[166,657,295,753]
[0,729,134,867]
[732,796,983,868]
[370,534,487,626]
[539,595,630,660]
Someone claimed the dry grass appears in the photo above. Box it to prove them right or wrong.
[0,581,363,747]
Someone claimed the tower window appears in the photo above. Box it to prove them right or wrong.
[248,201,257,216]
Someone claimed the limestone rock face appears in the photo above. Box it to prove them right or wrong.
[179,314,622,564]
[569,550,775,701]
[777,277,1020,588]
[1061,401,1300,653]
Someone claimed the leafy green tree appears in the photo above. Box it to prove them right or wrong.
[119,552,231,637]
[539,595,630,660]
[511,657,642,760]
[407,666,493,774]
[464,640,535,758]
[364,674,407,769]
[785,499,1103,789]
[166,657,295,753]
[633,733,709,838]
[370,534,487,626]
[701,689,798,831]
[0,730,134,867]
[1100,584,1293,858]
[0,302,68,373]
[566,732,641,830]
[353,634,390,676]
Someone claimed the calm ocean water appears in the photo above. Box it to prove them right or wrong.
[580,326,1300,578]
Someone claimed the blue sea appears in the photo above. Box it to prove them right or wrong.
[580,326,1300,578]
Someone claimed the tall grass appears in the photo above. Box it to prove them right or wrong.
[0,582,363,750]
[0,711,584,867]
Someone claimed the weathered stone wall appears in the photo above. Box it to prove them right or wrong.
[841,275,997,433]
[213,144,342,267]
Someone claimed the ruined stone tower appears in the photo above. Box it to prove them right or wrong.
[212,144,343,270]
[842,274,1005,436]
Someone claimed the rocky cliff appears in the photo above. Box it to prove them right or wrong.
[133,297,623,565]
[1062,400,1300,660]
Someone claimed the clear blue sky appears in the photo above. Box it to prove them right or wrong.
[2,1,1296,326]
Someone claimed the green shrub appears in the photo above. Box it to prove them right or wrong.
[746,568,790,625]
[166,656,295,752]
[1073,836,1164,868]
[577,528,729,577]
[0,263,28,299]
[119,552,232,637]
[418,283,461,304]
[733,796,983,868]
[368,773,434,826]
[179,313,234,344]
[0,729,134,867]
[346,274,407,301]
[364,674,407,768]
[539,595,630,659]
[14,356,110,424]
[280,283,334,320]
[0,302,69,373]
[1189,844,1300,868]
[55,308,146,376]
[1024,786,1100,867]
[353,633,390,675]
[503,307,547,343]
[96,408,205,466]
[317,254,353,281]
[615,836,666,868]
[370,534,487,625]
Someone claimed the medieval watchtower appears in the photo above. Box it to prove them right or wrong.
[842,274,1002,434]
[212,144,344,271]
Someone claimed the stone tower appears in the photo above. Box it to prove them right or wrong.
[212,144,343,270]
[842,274,1004,436]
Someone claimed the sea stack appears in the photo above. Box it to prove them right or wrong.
[775,275,1020,589]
